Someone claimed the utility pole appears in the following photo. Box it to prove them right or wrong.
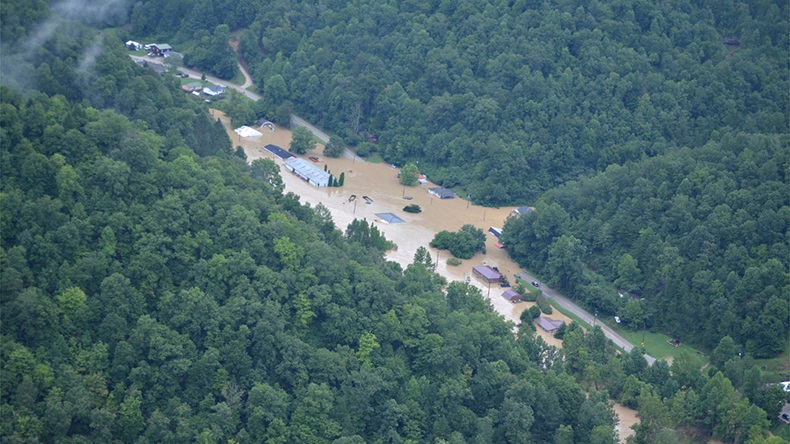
[642,319,646,349]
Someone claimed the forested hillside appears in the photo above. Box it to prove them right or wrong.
[1,80,621,443]
[0,5,624,442]
[501,134,789,356]
[129,0,787,205]
[2,76,784,444]
[2,0,789,442]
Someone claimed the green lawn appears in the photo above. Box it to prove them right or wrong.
[755,339,790,383]
[545,296,707,363]
[362,153,386,164]
[608,322,706,363]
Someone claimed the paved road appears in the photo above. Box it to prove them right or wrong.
[131,55,363,160]
[130,55,261,101]
[516,271,656,364]
[290,115,363,161]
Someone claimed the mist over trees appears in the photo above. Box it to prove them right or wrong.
[1,0,788,442]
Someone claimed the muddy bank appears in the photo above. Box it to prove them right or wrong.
[213,110,636,441]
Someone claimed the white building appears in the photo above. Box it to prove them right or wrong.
[285,158,331,187]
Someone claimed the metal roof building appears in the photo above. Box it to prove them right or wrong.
[285,157,331,187]
[264,144,293,160]
[535,317,564,332]
[472,265,503,283]
[502,289,521,302]
[428,187,456,199]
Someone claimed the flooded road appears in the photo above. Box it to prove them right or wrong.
[213,110,636,441]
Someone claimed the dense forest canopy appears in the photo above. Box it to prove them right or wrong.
[501,133,789,356]
[1,0,789,442]
[128,0,787,206]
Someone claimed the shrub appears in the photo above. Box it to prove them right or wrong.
[430,225,485,259]
[554,323,567,339]
[447,257,462,266]
[536,294,553,314]
[522,287,539,302]
[403,204,422,213]
[528,305,542,319]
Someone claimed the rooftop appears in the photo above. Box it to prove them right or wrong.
[264,144,293,160]
[472,265,502,281]
[285,157,331,185]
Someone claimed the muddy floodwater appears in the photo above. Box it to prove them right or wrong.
[213,111,637,441]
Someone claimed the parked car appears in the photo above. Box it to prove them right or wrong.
[531,281,540,288]
[780,413,790,424]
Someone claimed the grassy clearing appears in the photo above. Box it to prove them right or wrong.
[363,153,386,163]
[609,323,706,362]
[544,294,707,362]
[755,340,790,383]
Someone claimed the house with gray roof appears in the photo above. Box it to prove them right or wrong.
[472,265,502,283]
[428,187,456,199]
[502,289,521,302]
[535,317,564,333]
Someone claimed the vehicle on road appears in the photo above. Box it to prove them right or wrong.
[531,281,540,288]
[780,413,790,424]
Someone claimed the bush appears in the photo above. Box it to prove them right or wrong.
[528,305,542,319]
[446,257,462,266]
[356,141,374,157]
[536,294,553,314]
[521,287,539,302]
[430,225,485,259]
[403,204,422,213]
[554,323,567,339]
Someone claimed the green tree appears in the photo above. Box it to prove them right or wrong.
[324,136,345,158]
[250,158,284,195]
[399,162,419,186]
[710,336,737,369]
[356,331,380,365]
[622,299,645,330]
[56,287,87,321]
[615,253,641,292]
[118,389,144,443]
[413,246,435,271]
[290,125,316,154]
[546,235,586,292]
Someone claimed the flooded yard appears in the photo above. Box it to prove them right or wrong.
[213,110,637,441]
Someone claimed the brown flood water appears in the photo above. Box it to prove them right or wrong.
[213,111,637,442]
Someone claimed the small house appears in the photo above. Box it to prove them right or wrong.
[488,227,503,238]
[618,290,643,300]
[502,289,521,302]
[147,43,173,56]
[472,265,502,284]
[535,317,564,333]
[181,82,203,93]
[512,206,535,216]
[256,118,275,131]
[428,187,456,199]
[203,85,225,97]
